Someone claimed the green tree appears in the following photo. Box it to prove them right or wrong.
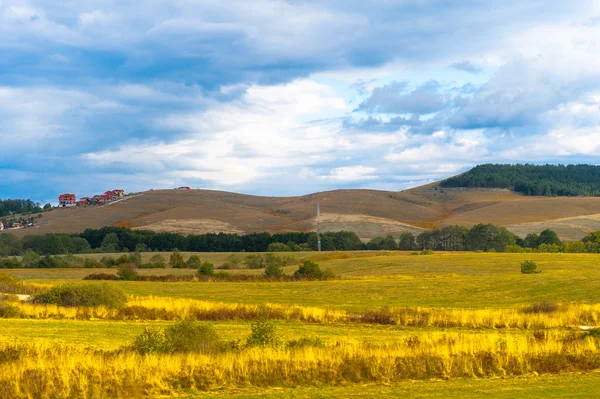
[264,253,284,277]
[398,232,417,250]
[294,260,323,279]
[22,250,41,268]
[539,229,562,246]
[148,254,166,268]
[524,233,541,249]
[100,233,120,253]
[169,249,186,269]
[196,262,215,276]
[245,254,264,269]
[186,255,202,269]
[267,242,292,252]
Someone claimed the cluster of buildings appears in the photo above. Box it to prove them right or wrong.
[0,217,35,231]
[58,189,125,208]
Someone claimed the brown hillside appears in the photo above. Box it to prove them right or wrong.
[9,184,600,241]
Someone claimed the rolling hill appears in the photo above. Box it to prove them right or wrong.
[9,181,600,241]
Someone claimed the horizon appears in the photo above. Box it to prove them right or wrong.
[2,2,600,204]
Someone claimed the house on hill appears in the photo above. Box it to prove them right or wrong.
[79,197,90,207]
[177,186,191,190]
[58,193,77,208]
[113,189,125,197]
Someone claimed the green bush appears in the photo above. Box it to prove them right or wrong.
[143,254,166,269]
[286,337,325,349]
[34,283,127,308]
[131,327,169,354]
[196,262,215,276]
[246,305,280,347]
[169,249,186,269]
[131,321,225,354]
[186,255,202,269]
[521,260,540,274]
[245,254,264,269]
[267,242,292,252]
[294,260,323,279]
[117,264,138,281]
[523,301,558,314]
[264,253,284,277]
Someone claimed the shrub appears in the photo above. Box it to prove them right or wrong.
[117,264,138,281]
[221,254,243,269]
[143,254,166,269]
[115,254,130,265]
[165,320,222,354]
[196,262,215,277]
[523,301,559,314]
[585,328,600,339]
[267,242,292,252]
[0,303,20,318]
[84,258,104,268]
[521,260,540,274]
[245,254,264,269]
[34,283,127,308]
[99,256,117,268]
[246,305,280,347]
[131,327,169,354]
[129,251,143,267]
[420,249,434,255]
[294,260,323,279]
[186,255,202,269]
[169,249,186,269]
[264,253,284,278]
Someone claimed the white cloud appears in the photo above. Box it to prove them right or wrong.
[319,165,378,182]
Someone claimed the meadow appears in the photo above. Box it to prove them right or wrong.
[2,251,600,398]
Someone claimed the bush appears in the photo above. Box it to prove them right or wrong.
[84,258,105,268]
[99,256,117,268]
[0,303,20,318]
[294,260,323,279]
[523,301,559,314]
[131,327,169,354]
[117,264,138,281]
[143,254,166,269]
[286,337,325,349]
[131,321,225,354]
[245,254,264,269]
[186,255,202,269]
[196,262,215,277]
[246,306,280,347]
[169,249,186,269]
[263,253,284,277]
[34,283,127,308]
[267,242,292,252]
[420,249,434,255]
[521,260,540,274]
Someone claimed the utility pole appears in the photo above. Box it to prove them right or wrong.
[317,201,321,252]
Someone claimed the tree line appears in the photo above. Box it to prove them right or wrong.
[0,199,52,218]
[4,225,600,261]
[440,164,600,196]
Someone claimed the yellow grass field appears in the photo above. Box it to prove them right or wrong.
[2,251,600,398]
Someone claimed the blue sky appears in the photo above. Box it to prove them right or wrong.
[2,1,600,203]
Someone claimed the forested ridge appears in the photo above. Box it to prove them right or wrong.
[440,164,600,196]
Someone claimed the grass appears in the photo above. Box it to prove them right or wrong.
[2,251,600,397]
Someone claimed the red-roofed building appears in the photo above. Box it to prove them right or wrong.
[58,193,77,208]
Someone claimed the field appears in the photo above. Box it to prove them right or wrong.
[2,251,600,398]
[11,183,600,241]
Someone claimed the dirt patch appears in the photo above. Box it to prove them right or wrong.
[134,219,245,235]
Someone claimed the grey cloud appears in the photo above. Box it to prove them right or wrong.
[450,61,482,74]
[357,80,446,115]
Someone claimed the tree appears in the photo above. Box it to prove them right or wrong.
[148,254,166,268]
[196,262,215,276]
[186,255,202,269]
[294,260,323,279]
[169,249,186,269]
[521,260,540,274]
[129,251,143,267]
[22,250,41,268]
[398,232,417,250]
[264,254,284,277]
[100,233,120,253]
[267,242,292,252]
[43,203,52,211]
[117,263,138,280]
[245,254,264,269]
[524,233,541,249]
[538,229,562,246]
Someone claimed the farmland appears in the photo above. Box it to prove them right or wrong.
[2,251,600,398]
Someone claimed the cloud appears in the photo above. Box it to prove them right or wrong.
[319,166,378,182]
[450,61,482,74]
[357,80,446,114]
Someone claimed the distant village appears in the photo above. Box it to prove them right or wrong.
[0,186,193,232]
[58,189,126,208]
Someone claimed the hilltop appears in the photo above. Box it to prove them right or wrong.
[9,180,600,241]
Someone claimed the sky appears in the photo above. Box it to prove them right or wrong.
[2,0,600,203]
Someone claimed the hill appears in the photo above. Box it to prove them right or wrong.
[441,164,600,196]
[8,182,600,241]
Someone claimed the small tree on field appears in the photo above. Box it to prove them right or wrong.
[148,254,166,268]
[521,260,540,274]
[117,263,138,280]
[186,255,202,269]
[294,260,323,279]
[246,305,280,347]
[264,253,284,278]
[196,262,215,276]
[169,249,186,269]
[245,254,264,269]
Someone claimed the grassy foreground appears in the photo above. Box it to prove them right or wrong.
[2,251,600,398]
